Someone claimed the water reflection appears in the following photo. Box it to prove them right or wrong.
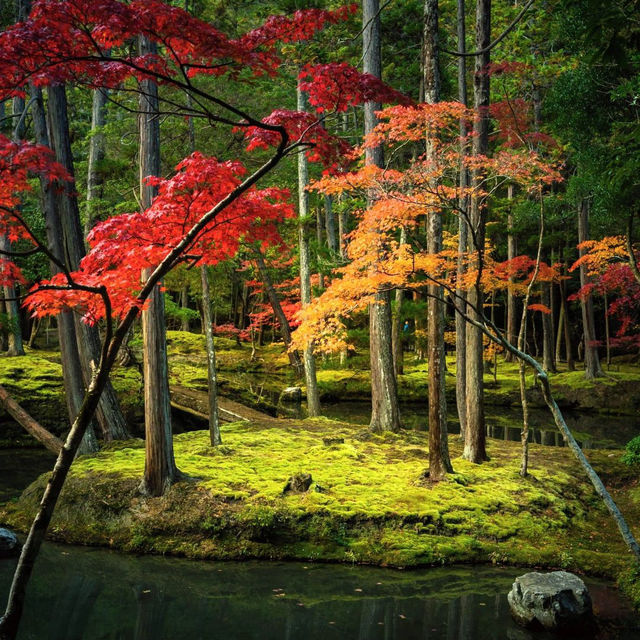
[0,545,636,639]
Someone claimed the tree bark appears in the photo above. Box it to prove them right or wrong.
[364,0,400,432]
[577,198,604,379]
[253,248,304,377]
[463,0,490,463]
[138,35,179,496]
[297,84,321,417]
[0,385,62,454]
[392,227,407,377]
[180,285,190,332]
[541,281,556,372]
[505,184,516,362]
[455,0,468,440]
[85,86,108,237]
[324,195,338,255]
[201,266,221,446]
[47,84,130,442]
[424,0,453,480]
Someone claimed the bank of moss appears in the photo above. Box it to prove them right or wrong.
[2,418,639,606]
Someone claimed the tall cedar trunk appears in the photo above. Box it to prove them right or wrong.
[577,198,604,379]
[364,0,400,432]
[180,286,190,332]
[315,205,325,290]
[297,84,321,417]
[138,36,179,496]
[3,94,26,356]
[254,249,304,377]
[47,84,129,442]
[424,0,453,480]
[324,195,338,254]
[30,85,98,455]
[392,227,407,376]
[505,184,516,361]
[201,266,221,445]
[559,244,575,369]
[463,0,490,463]
[541,281,556,372]
[85,86,108,237]
[455,0,468,440]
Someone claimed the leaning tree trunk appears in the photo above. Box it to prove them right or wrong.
[577,198,603,379]
[47,84,130,442]
[138,35,180,496]
[364,0,400,433]
[463,0,490,463]
[296,84,321,417]
[253,248,304,377]
[424,0,453,480]
[455,0,468,440]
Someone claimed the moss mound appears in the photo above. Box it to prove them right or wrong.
[3,419,639,600]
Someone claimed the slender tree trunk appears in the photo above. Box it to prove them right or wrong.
[324,195,338,255]
[505,184,516,362]
[47,84,129,442]
[201,266,221,446]
[364,0,400,432]
[555,301,564,366]
[424,0,452,480]
[297,84,321,417]
[253,248,304,377]
[604,290,611,368]
[577,198,603,379]
[85,86,108,237]
[316,205,325,290]
[138,36,179,496]
[463,0,490,463]
[180,286,190,332]
[455,0,468,441]
[559,244,575,370]
[392,227,407,377]
[542,281,556,372]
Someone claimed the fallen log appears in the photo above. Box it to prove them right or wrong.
[0,385,63,454]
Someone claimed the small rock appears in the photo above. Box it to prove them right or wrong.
[283,473,313,494]
[0,528,20,558]
[314,483,327,493]
[322,437,344,446]
[279,387,302,403]
[507,571,593,633]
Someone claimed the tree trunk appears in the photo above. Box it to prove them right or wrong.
[180,285,190,332]
[559,244,575,370]
[85,86,108,237]
[577,198,603,379]
[47,84,130,442]
[424,0,453,480]
[463,0,490,464]
[542,281,556,372]
[201,266,221,446]
[455,0,468,440]
[505,184,516,362]
[364,0,400,432]
[30,84,98,456]
[392,227,407,377]
[324,195,338,255]
[138,35,179,496]
[297,84,321,417]
[0,385,62,454]
[253,248,304,377]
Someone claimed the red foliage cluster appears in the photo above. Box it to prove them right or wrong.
[25,153,294,322]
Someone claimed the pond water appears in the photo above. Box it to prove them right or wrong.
[1,443,638,640]
[317,402,640,450]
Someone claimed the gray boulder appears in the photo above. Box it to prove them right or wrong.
[508,571,593,633]
[279,387,302,404]
[0,527,20,558]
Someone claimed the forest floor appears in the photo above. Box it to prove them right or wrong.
[2,418,640,607]
[1,330,639,446]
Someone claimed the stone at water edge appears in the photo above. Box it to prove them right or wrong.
[0,527,20,557]
[279,387,302,404]
[507,571,593,633]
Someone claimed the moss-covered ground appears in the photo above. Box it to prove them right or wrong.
[2,417,640,606]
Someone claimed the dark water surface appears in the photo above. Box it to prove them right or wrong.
[0,545,638,640]
[319,402,640,449]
